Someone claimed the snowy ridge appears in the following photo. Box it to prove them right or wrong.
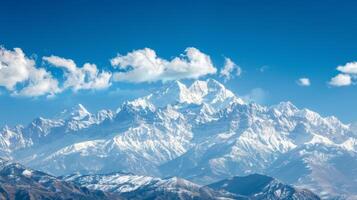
[63,172,233,200]
[127,79,243,111]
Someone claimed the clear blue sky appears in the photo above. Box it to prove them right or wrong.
[0,0,357,126]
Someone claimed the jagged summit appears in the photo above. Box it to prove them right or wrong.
[271,101,298,115]
[67,104,91,120]
[61,103,91,120]
[125,79,243,111]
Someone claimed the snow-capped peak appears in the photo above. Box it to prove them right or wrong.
[188,80,209,98]
[60,104,91,120]
[151,80,192,106]
[125,79,243,111]
[271,101,298,116]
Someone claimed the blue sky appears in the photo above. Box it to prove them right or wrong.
[0,0,357,126]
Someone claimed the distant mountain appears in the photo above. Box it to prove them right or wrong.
[63,172,236,200]
[0,158,120,200]
[64,172,319,200]
[1,79,356,199]
[0,157,319,200]
[208,174,320,200]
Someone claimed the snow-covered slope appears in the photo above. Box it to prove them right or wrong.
[5,79,242,176]
[161,101,357,198]
[0,79,356,199]
[63,172,234,200]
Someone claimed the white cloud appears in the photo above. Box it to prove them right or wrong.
[220,57,242,81]
[337,62,357,74]
[0,47,60,97]
[43,55,112,91]
[111,47,217,83]
[0,47,33,90]
[297,78,311,86]
[329,61,357,87]
[16,68,60,97]
[329,74,352,87]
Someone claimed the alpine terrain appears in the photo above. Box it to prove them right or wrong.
[1,79,356,199]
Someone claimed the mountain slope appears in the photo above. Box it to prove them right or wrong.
[63,172,236,200]
[0,158,120,200]
[8,79,241,177]
[160,100,357,198]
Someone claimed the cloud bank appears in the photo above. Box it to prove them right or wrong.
[2,44,354,98]
[0,46,219,97]
[110,47,217,83]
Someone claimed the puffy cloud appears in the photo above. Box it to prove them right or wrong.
[110,47,217,83]
[43,55,112,91]
[297,78,311,86]
[0,47,33,90]
[329,74,352,87]
[0,47,60,97]
[337,62,357,74]
[329,61,357,87]
[220,57,242,81]
[16,68,60,97]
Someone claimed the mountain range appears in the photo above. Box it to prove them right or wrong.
[0,157,319,200]
[1,79,356,199]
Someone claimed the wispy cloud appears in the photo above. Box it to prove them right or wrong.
[110,47,217,83]
[220,57,242,81]
[259,65,269,72]
[297,78,311,87]
[43,55,112,91]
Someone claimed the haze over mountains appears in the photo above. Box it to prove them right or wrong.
[1,79,356,199]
